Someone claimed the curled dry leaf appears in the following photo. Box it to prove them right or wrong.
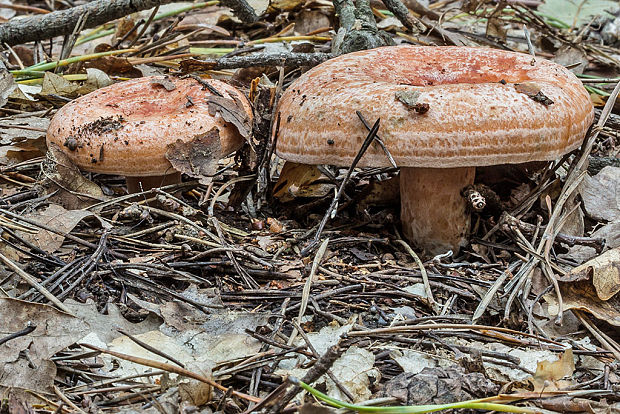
[559,247,620,301]
[529,349,575,392]
[273,161,333,202]
[207,94,252,140]
[514,82,554,106]
[165,127,222,185]
[545,279,620,326]
[43,143,107,209]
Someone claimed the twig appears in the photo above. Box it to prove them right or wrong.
[268,344,344,413]
[0,251,73,315]
[395,239,438,313]
[290,321,355,401]
[381,0,416,30]
[0,322,36,346]
[0,0,182,46]
[79,343,261,403]
[117,328,185,368]
[219,0,259,23]
[180,52,332,72]
[300,118,380,256]
[289,238,330,345]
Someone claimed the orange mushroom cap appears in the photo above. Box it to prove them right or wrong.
[275,46,594,167]
[47,76,253,177]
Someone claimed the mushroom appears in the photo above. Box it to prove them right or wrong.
[47,76,252,193]
[274,46,594,254]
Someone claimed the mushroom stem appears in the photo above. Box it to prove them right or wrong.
[125,172,182,194]
[400,167,475,255]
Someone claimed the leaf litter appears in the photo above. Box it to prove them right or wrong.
[0,0,619,412]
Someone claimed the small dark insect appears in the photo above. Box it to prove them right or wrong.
[327,139,335,145]
[63,136,78,151]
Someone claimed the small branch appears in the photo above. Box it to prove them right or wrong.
[180,52,332,71]
[500,212,605,253]
[219,0,258,23]
[381,0,416,30]
[332,0,393,54]
[0,0,257,46]
[300,118,381,256]
[268,344,344,413]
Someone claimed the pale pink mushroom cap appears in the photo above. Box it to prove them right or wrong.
[275,46,594,167]
[47,76,252,176]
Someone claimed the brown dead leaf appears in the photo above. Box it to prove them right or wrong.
[7,393,36,414]
[580,166,620,222]
[268,0,304,12]
[165,127,222,185]
[299,404,337,414]
[559,247,620,301]
[545,279,620,326]
[85,56,141,77]
[17,204,108,254]
[178,362,213,406]
[40,72,79,97]
[207,95,252,140]
[529,349,575,392]
[514,82,554,106]
[43,143,107,209]
[295,10,331,35]
[0,298,90,394]
[150,76,177,91]
[273,161,333,202]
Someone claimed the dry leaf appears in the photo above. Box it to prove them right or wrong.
[178,362,213,406]
[395,90,429,114]
[529,349,575,392]
[17,204,108,253]
[207,94,252,140]
[40,72,79,97]
[150,76,177,91]
[0,117,48,144]
[165,127,222,185]
[43,143,107,209]
[0,298,90,394]
[0,60,16,108]
[580,166,620,222]
[560,247,620,300]
[76,68,113,95]
[273,161,333,202]
[514,82,554,106]
[545,279,620,326]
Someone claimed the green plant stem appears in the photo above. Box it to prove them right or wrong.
[11,49,135,77]
[296,380,538,414]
